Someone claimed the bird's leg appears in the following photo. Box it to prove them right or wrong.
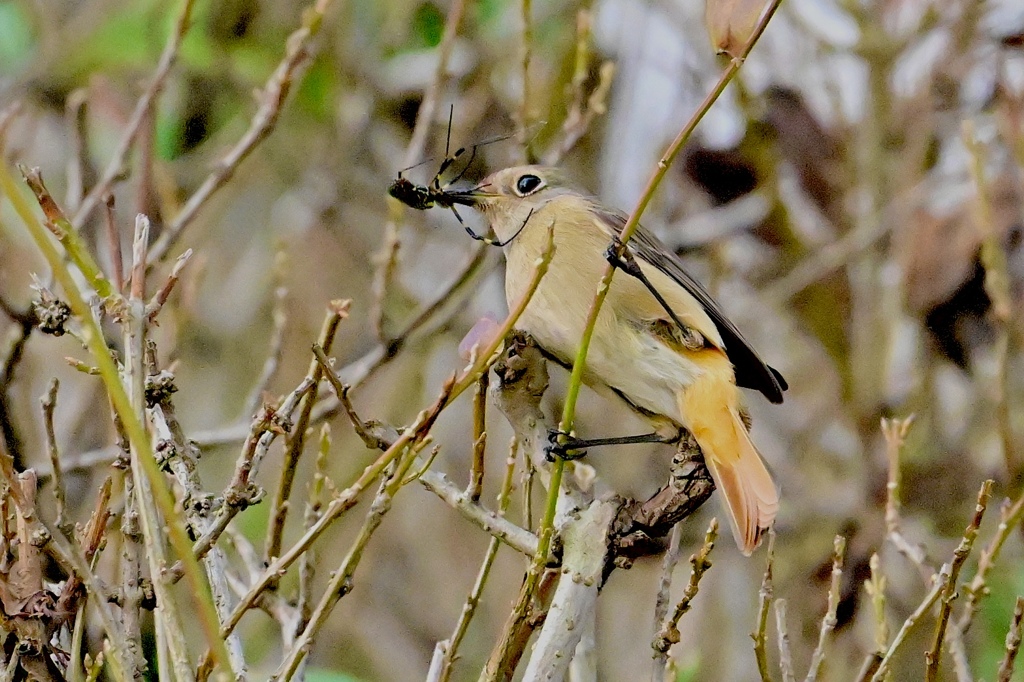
[604,237,696,341]
[545,429,679,461]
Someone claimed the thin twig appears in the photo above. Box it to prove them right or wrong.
[881,415,930,577]
[855,553,888,682]
[264,300,349,563]
[650,523,685,682]
[652,519,719,656]
[244,251,289,416]
[40,513,132,676]
[518,0,535,163]
[775,599,796,682]
[313,346,394,451]
[145,248,192,320]
[21,166,113,299]
[418,469,538,557]
[71,0,197,227]
[196,377,457,677]
[805,535,846,682]
[925,480,992,681]
[957,489,1024,635]
[294,424,332,651]
[428,440,518,682]
[102,195,124,293]
[165,377,316,583]
[466,372,488,502]
[64,89,89,213]
[370,221,400,345]
[3,152,232,674]
[177,244,491,450]
[752,529,777,682]
[124,214,195,680]
[997,596,1024,682]
[146,342,247,676]
[148,0,337,264]
[871,565,951,682]
[39,378,69,535]
[270,436,427,679]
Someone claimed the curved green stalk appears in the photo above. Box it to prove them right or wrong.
[541,0,786,582]
[0,163,233,676]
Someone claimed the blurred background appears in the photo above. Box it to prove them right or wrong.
[2,0,1024,679]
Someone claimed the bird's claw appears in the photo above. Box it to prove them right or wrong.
[604,238,643,278]
[544,429,588,462]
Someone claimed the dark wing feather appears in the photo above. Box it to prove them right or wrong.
[599,208,788,404]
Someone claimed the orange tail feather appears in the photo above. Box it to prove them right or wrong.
[679,373,778,555]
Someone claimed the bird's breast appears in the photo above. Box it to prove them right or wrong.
[502,218,707,424]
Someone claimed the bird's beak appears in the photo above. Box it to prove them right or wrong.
[446,182,497,207]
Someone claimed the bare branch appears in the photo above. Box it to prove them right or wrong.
[806,535,846,682]
[264,299,349,564]
[39,378,68,535]
[998,596,1024,682]
[775,598,796,682]
[651,524,685,682]
[957,488,1024,634]
[466,372,488,502]
[145,248,193,320]
[149,0,338,264]
[752,530,777,682]
[427,440,518,682]
[418,469,538,557]
[880,416,930,578]
[652,519,719,656]
[521,498,619,681]
[71,0,198,227]
[871,565,951,682]
[102,194,125,293]
[272,441,425,679]
[926,480,992,681]
[855,554,888,682]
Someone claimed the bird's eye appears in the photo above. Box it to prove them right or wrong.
[514,174,544,196]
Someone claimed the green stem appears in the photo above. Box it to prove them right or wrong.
[0,163,233,675]
[20,166,113,299]
[542,0,784,564]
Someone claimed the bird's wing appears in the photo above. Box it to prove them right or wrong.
[595,206,788,404]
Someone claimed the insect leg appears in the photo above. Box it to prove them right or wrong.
[433,146,467,191]
[444,104,454,158]
[447,143,478,187]
[448,205,491,243]
[490,208,532,246]
[447,207,533,247]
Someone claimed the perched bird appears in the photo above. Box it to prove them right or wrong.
[448,166,787,554]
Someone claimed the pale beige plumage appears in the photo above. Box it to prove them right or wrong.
[452,165,785,554]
